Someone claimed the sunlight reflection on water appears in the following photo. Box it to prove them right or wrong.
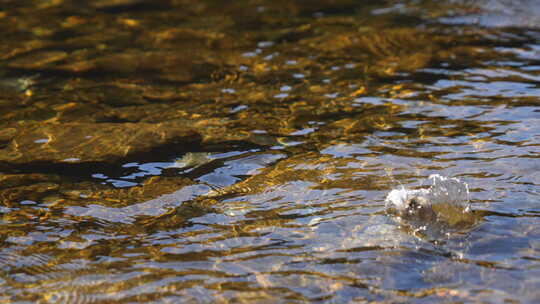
[0,0,540,303]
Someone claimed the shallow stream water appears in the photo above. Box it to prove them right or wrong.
[0,0,539,303]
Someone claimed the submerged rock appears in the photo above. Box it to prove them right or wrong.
[0,121,200,165]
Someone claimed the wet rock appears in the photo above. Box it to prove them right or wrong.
[0,121,201,165]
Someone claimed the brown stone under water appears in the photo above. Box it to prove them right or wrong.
[0,121,201,165]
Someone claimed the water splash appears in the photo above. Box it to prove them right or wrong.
[385,174,470,212]
[384,175,477,234]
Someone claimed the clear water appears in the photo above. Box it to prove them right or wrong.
[0,0,539,303]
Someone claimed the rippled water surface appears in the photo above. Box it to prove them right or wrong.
[1,0,539,303]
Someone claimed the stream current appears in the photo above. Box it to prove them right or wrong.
[0,0,539,303]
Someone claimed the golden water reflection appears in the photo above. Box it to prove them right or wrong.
[1,0,540,303]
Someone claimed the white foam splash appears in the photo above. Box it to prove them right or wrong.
[385,174,470,212]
